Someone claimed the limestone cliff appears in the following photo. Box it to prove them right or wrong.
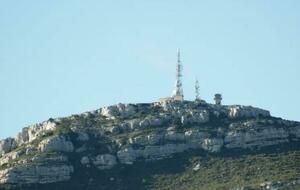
[0,101,299,190]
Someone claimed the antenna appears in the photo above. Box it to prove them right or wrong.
[171,49,184,100]
[195,78,200,101]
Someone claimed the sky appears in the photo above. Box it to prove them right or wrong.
[0,1,299,139]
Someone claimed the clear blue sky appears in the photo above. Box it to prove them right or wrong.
[1,1,299,139]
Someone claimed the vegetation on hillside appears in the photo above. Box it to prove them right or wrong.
[1,142,299,190]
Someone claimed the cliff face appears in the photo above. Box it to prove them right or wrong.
[0,101,299,189]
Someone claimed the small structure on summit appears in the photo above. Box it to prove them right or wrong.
[214,94,222,105]
[159,49,222,105]
[195,78,200,101]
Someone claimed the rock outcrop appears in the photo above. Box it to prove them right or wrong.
[0,164,73,184]
[180,110,209,125]
[224,126,290,149]
[0,100,299,187]
[101,103,137,119]
[15,121,57,146]
[39,135,74,153]
[0,138,16,156]
[227,105,270,119]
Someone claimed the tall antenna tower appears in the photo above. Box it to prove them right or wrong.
[195,78,200,101]
[172,49,184,100]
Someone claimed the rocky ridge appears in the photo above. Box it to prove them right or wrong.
[0,100,299,189]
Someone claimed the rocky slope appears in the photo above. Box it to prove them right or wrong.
[0,100,299,190]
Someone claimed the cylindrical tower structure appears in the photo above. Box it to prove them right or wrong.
[214,94,222,105]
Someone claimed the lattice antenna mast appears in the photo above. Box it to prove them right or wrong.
[172,49,184,98]
[195,78,200,101]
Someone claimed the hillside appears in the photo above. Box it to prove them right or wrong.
[0,100,299,190]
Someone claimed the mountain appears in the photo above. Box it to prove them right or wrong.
[0,100,299,190]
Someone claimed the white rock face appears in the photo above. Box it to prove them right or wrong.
[118,123,296,164]
[193,163,201,171]
[181,110,209,125]
[1,101,299,186]
[15,127,29,145]
[0,138,16,155]
[39,135,74,153]
[0,164,74,184]
[118,129,223,164]
[227,105,270,119]
[224,127,289,149]
[116,124,300,165]
[101,103,136,119]
[92,154,117,170]
[0,151,21,166]
[15,121,57,145]
[143,117,166,127]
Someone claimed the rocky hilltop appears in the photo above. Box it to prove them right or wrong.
[0,100,299,190]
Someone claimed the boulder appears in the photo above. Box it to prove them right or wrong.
[193,163,201,171]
